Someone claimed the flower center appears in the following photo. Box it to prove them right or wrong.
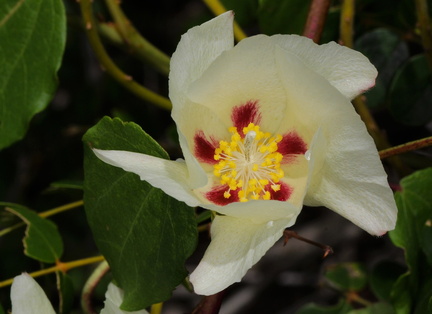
[213,123,284,202]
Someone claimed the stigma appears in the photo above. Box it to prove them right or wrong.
[213,123,284,202]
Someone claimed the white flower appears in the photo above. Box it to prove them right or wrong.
[93,12,397,295]
[101,283,149,314]
[11,273,56,314]
[10,274,149,314]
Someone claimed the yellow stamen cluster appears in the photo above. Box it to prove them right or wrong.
[213,123,284,202]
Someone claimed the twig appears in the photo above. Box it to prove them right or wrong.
[302,0,331,43]
[192,290,226,314]
[79,0,172,110]
[104,0,170,75]
[0,256,105,288]
[379,136,432,159]
[283,230,333,258]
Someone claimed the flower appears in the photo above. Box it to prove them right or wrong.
[10,273,149,314]
[92,12,397,295]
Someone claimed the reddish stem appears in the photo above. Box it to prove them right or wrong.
[302,0,331,43]
[192,290,226,314]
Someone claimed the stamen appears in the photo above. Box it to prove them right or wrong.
[212,123,285,203]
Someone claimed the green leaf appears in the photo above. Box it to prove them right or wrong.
[389,168,432,314]
[355,29,409,109]
[296,299,353,314]
[0,0,66,149]
[324,263,367,292]
[369,261,405,301]
[83,117,197,311]
[257,0,312,35]
[1,202,63,263]
[347,302,395,314]
[0,303,4,314]
[388,55,432,125]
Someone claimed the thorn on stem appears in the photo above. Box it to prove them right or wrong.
[283,229,333,258]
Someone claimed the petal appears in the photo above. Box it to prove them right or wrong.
[101,283,149,314]
[11,273,56,314]
[170,11,234,120]
[189,216,293,295]
[93,149,202,207]
[203,198,302,225]
[271,34,377,99]
[187,35,289,133]
[272,46,396,235]
[177,130,210,188]
[304,119,397,235]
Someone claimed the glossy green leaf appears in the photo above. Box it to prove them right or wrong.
[324,263,367,292]
[297,299,353,314]
[389,168,432,314]
[83,117,197,311]
[347,302,394,314]
[257,0,312,35]
[0,303,4,314]
[2,203,63,263]
[355,29,409,109]
[370,261,405,301]
[388,55,432,125]
[0,0,66,149]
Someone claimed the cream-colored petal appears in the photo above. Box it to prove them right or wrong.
[271,34,377,99]
[270,47,397,235]
[177,130,210,188]
[11,273,56,314]
[101,283,149,314]
[174,101,231,175]
[190,216,293,295]
[187,35,288,133]
[303,116,397,235]
[93,149,201,207]
[204,199,302,224]
[170,11,234,121]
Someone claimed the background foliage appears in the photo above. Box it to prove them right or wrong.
[1,0,432,313]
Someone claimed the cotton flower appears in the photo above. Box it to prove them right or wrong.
[10,274,148,314]
[93,12,397,295]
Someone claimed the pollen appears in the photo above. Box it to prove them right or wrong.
[213,123,284,202]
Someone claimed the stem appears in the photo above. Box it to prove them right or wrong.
[302,0,331,43]
[203,0,247,41]
[39,200,84,218]
[0,200,83,237]
[283,230,333,258]
[79,0,172,110]
[150,303,163,314]
[0,256,105,288]
[81,261,110,314]
[339,0,355,47]
[104,0,170,76]
[346,291,372,307]
[415,0,432,71]
[379,136,432,159]
[192,290,226,314]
